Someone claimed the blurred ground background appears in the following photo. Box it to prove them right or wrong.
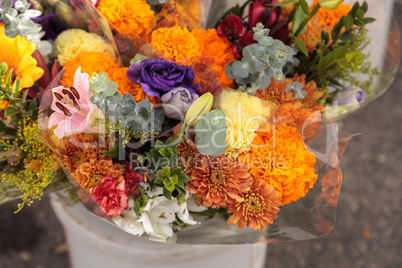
[1,3,401,268]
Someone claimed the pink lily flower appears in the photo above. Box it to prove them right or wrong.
[48,67,103,138]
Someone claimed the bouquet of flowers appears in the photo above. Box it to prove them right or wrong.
[0,0,399,244]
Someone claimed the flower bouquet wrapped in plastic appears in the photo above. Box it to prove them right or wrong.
[2,0,400,244]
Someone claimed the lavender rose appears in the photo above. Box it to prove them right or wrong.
[161,87,199,120]
[127,59,199,98]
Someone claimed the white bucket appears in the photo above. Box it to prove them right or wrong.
[50,194,267,268]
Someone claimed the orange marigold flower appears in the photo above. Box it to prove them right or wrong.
[187,155,253,209]
[296,15,331,52]
[73,158,124,193]
[313,0,352,28]
[97,0,155,36]
[227,179,281,232]
[239,124,318,204]
[176,140,199,175]
[151,25,201,62]
[192,28,236,88]
[61,51,118,87]
[108,67,159,104]
[278,0,295,21]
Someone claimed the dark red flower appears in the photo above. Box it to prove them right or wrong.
[122,162,144,198]
[249,0,280,29]
[92,176,128,218]
[217,15,245,41]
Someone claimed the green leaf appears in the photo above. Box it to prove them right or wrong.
[163,187,172,200]
[102,143,119,158]
[349,2,360,17]
[332,16,345,36]
[0,120,6,132]
[5,127,17,136]
[360,1,368,13]
[356,9,365,20]
[339,33,355,42]
[21,88,29,103]
[4,69,12,87]
[28,97,37,110]
[134,199,141,218]
[294,38,309,56]
[362,17,376,24]
[12,79,20,98]
[344,14,354,30]
[163,178,175,192]
[268,0,296,7]
[292,5,307,35]
[8,98,21,105]
[299,0,309,15]
[4,107,19,117]
[0,62,7,76]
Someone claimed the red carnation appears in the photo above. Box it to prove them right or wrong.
[122,162,144,199]
[92,176,128,218]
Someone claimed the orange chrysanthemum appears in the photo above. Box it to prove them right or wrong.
[191,28,236,88]
[176,140,199,175]
[61,51,118,87]
[313,0,352,28]
[240,124,318,204]
[227,179,281,232]
[73,158,124,193]
[97,0,155,36]
[62,134,114,172]
[151,25,201,61]
[256,74,324,110]
[187,155,253,209]
[108,67,159,104]
[256,74,324,142]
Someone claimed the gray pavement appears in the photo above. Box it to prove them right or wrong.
[1,4,401,268]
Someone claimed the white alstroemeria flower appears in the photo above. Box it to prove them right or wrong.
[140,182,163,197]
[113,198,144,236]
[138,196,180,240]
[177,192,200,225]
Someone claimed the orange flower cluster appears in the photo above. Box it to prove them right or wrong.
[61,51,118,87]
[97,0,155,36]
[187,155,281,231]
[313,0,352,28]
[192,29,237,88]
[240,124,318,204]
[297,15,331,52]
[256,74,324,140]
[150,26,236,88]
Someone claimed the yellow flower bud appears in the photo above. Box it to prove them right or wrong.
[184,92,213,126]
[319,0,344,10]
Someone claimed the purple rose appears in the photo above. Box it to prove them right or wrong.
[161,87,199,120]
[127,59,199,98]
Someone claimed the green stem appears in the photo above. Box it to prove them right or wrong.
[294,4,321,38]
[306,61,337,81]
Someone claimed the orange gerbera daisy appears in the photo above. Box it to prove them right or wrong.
[108,67,159,104]
[313,0,352,28]
[240,124,318,204]
[187,155,253,209]
[61,51,118,87]
[97,0,155,36]
[227,179,281,232]
[73,158,124,193]
[191,28,236,88]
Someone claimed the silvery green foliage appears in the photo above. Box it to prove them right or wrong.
[226,23,298,96]
[0,0,42,38]
[89,72,164,136]
[195,109,227,157]
[285,81,307,100]
[89,72,118,97]
[130,54,148,65]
